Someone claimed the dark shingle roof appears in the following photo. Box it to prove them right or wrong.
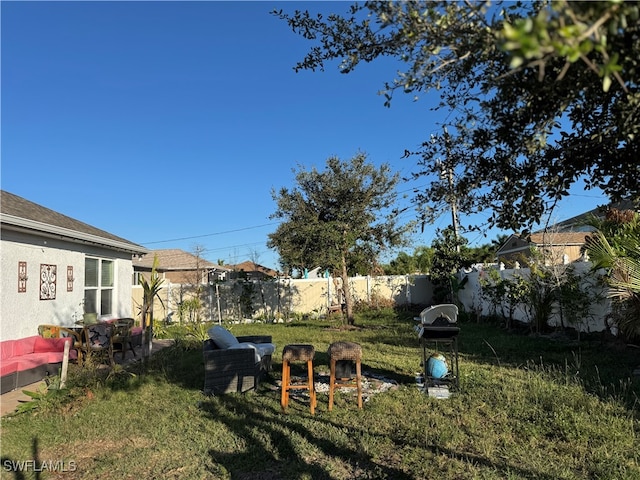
[1,190,147,254]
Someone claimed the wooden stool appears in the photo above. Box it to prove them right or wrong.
[281,344,317,414]
[328,341,363,411]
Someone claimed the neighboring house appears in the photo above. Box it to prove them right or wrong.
[496,231,589,266]
[228,261,279,281]
[133,249,231,324]
[496,199,639,266]
[0,190,148,341]
[134,249,230,284]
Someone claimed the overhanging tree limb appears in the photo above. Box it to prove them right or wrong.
[274,1,640,233]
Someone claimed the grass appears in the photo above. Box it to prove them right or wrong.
[1,308,639,479]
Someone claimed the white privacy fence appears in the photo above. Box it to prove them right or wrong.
[456,262,613,333]
[132,263,614,333]
[216,274,434,319]
[133,274,435,323]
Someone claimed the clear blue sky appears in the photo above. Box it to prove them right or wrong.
[1,1,609,270]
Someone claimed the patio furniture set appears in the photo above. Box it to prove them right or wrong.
[204,305,462,409]
[203,325,364,413]
[38,319,143,366]
[1,318,146,394]
[2,304,459,405]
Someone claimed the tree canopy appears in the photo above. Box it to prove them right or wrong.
[274,1,640,235]
[268,153,411,323]
[382,234,505,275]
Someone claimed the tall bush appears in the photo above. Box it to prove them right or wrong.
[479,269,529,329]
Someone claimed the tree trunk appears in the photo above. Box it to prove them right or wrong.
[142,300,153,365]
[341,251,354,325]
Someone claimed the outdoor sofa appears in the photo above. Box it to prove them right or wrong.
[0,336,77,394]
[203,326,275,395]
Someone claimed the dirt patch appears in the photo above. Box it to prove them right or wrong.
[276,371,398,403]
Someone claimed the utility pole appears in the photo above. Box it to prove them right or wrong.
[446,165,461,253]
[443,128,461,253]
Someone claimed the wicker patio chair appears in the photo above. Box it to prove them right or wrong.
[80,323,114,366]
[111,318,136,361]
[203,334,274,395]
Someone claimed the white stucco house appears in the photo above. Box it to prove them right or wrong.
[0,190,148,341]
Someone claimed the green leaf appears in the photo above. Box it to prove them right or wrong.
[21,389,43,399]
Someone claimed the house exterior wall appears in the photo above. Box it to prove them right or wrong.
[498,244,585,266]
[1,229,135,340]
[497,231,589,266]
[541,245,583,263]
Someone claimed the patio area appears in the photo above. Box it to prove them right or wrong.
[0,338,174,417]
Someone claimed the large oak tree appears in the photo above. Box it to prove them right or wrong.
[268,153,411,324]
[274,1,640,235]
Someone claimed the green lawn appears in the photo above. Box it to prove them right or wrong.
[1,309,639,479]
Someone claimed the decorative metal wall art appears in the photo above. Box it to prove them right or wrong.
[67,266,74,292]
[18,261,28,293]
[40,264,57,300]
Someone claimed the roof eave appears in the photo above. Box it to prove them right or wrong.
[497,245,531,256]
[1,214,149,255]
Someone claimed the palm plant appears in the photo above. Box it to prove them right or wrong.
[583,208,640,340]
[138,255,165,361]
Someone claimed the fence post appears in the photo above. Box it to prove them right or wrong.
[60,340,70,389]
[406,275,411,305]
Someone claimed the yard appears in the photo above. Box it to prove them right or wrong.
[1,308,639,479]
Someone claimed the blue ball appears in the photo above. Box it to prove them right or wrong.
[426,353,448,379]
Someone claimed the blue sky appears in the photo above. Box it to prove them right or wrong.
[1,1,609,270]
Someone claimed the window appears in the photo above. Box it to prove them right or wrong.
[84,258,114,316]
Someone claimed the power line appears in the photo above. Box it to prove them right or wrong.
[142,242,272,259]
[203,241,266,253]
[141,222,279,245]
[138,246,279,268]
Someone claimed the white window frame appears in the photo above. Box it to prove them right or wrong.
[84,257,115,316]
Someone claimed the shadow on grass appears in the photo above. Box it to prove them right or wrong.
[61,342,207,404]
[201,394,413,479]
[453,321,640,410]
[9,315,637,478]
[0,437,47,480]
[111,344,206,394]
[201,393,559,480]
